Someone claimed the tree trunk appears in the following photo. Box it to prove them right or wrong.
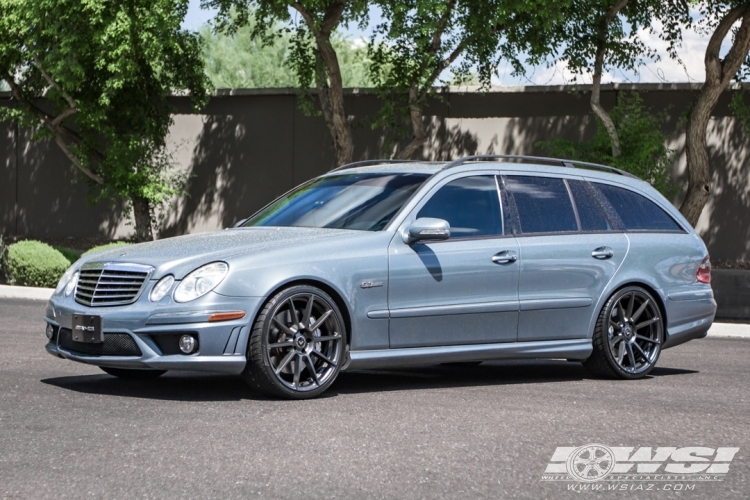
[316,38,353,167]
[680,3,750,227]
[590,0,628,158]
[396,84,428,159]
[291,2,354,168]
[131,195,153,242]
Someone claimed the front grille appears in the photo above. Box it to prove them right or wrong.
[58,328,142,356]
[75,262,153,307]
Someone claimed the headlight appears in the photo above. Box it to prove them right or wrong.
[173,262,228,303]
[64,272,79,297]
[150,275,175,302]
[54,266,77,296]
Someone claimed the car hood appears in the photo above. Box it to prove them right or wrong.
[80,227,361,278]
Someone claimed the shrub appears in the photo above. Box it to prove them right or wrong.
[82,242,132,256]
[54,246,82,265]
[537,92,675,197]
[6,240,71,288]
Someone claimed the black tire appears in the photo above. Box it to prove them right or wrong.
[100,367,167,379]
[584,286,664,379]
[242,285,346,400]
[441,361,482,367]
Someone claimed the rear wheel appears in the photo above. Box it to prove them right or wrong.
[100,367,167,379]
[584,286,663,379]
[242,285,346,399]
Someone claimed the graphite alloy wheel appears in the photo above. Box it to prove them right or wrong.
[584,286,664,379]
[242,285,346,399]
[100,367,167,379]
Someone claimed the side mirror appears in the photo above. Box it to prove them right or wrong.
[231,218,248,229]
[402,218,451,244]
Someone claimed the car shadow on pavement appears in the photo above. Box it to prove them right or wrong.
[40,360,698,401]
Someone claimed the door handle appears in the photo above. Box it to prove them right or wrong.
[592,246,614,259]
[492,250,518,264]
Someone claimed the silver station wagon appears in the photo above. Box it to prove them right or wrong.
[44,155,716,399]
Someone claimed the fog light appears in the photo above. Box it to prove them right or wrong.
[46,324,54,340]
[179,335,197,354]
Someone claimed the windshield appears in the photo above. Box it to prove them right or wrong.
[243,173,430,231]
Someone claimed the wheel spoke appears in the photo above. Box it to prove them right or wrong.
[612,303,621,321]
[626,343,637,368]
[636,334,660,345]
[274,350,296,374]
[272,317,295,337]
[626,292,635,319]
[631,298,650,322]
[303,294,315,326]
[309,310,333,332]
[292,355,303,388]
[303,355,320,386]
[635,317,659,330]
[311,349,337,367]
[314,334,341,343]
[288,298,300,325]
[609,334,625,349]
[632,342,649,362]
[268,341,294,350]
[616,343,625,365]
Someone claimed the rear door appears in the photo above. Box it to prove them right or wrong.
[388,174,520,348]
[503,175,629,341]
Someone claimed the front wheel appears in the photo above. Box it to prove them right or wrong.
[242,285,346,399]
[584,286,663,379]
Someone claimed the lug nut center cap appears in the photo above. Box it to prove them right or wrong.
[295,335,307,350]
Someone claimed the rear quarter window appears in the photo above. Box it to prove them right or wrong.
[593,183,682,231]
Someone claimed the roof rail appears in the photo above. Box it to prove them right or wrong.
[329,159,422,173]
[439,155,638,179]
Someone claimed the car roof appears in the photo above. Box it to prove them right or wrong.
[323,159,643,186]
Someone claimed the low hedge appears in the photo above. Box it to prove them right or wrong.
[82,242,132,256]
[6,240,71,288]
[54,246,82,265]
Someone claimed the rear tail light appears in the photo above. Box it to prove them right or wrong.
[696,255,711,284]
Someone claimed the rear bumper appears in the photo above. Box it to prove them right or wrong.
[663,296,716,349]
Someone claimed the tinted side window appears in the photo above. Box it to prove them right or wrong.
[417,176,503,238]
[568,180,611,231]
[505,176,578,233]
[594,183,681,231]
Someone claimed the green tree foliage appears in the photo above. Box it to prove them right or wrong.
[369,0,566,159]
[201,14,375,88]
[538,92,674,196]
[0,0,209,241]
[548,0,689,158]
[208,0,371,167]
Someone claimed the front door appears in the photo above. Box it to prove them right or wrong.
[388,175,520,348]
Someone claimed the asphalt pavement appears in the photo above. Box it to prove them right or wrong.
[1,298,748,499]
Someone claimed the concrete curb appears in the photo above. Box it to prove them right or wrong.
[707,323,750,339]
[0,285,54,301]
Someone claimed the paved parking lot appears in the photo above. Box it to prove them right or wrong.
[1,298,748,499]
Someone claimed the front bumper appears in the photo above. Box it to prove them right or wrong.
[44,292,263,374]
